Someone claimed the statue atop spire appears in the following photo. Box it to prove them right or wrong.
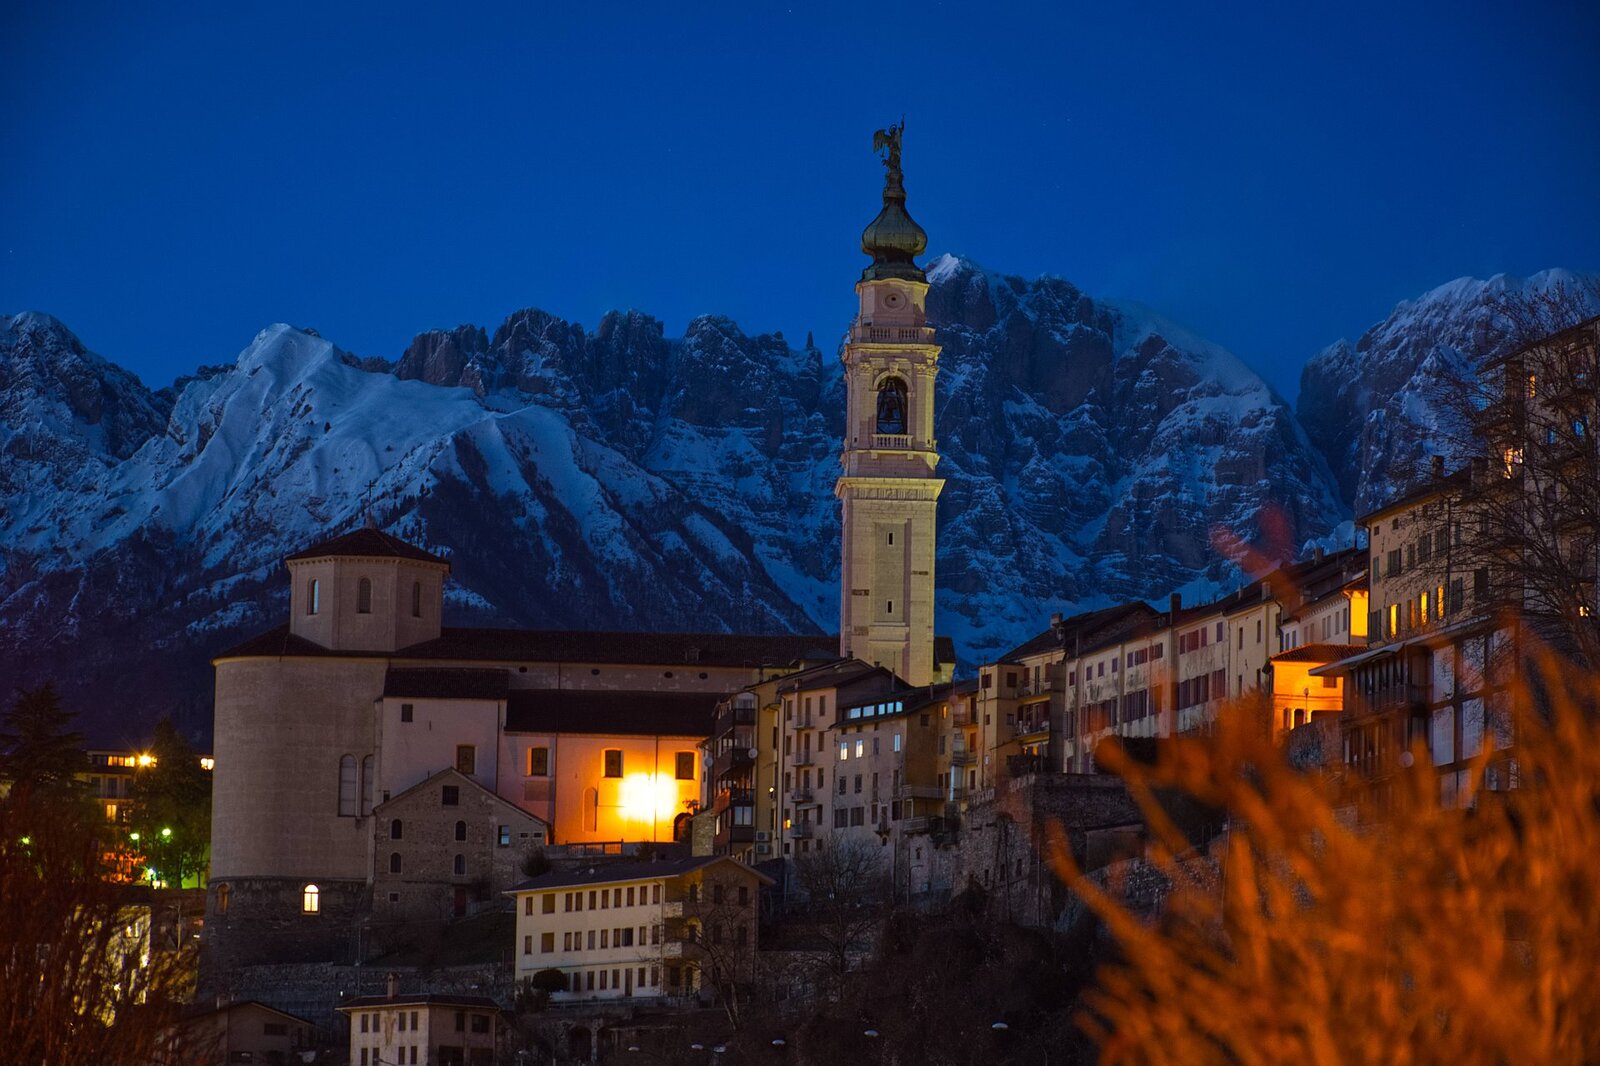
[873,121,904,174]
[860,121,928,283]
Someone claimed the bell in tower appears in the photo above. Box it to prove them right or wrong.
[835,123,944,686]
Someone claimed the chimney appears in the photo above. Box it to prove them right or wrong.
[1431,454,1445,479]
[1470,455,1488,486]
[1314,546,1325,564]
[1169,592,1181,618]
[386,972,399,1000]
[1261,579,1273,602]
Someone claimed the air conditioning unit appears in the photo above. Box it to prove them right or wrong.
[755,843,771,855]
[754,830,772,842]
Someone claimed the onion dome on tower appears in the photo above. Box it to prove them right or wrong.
[860,122,928,283]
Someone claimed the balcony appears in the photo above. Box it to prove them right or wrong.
[896,784,944,801]
[712,787,754,814]
[851,324,937,344]
[714,824,755,847]
[711,746,755,779]
[950,748,977,766]
[790,823,815,839]
[1015,718,1051,739]
[1015,678,1054,699]
[791,750,815,766]
[790,788,815,804]
[713,705,757,732]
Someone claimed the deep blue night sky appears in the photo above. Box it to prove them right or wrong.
[4,1,1597,401]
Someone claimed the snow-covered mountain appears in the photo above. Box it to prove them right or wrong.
[1298,270,1600,515]
[2,259,1347,741]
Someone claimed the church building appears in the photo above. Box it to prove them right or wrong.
[201,126,951,985]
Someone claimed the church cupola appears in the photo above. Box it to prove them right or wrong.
[859,122,929,283]
[285,528,449,652]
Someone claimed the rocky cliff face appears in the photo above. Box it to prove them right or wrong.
[1297,270,1600,515]
[1,261,1348,742]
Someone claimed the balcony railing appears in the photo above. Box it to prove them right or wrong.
[851,324,937,344]
[790,788,815,804]
[712,787,754,814]
[950,748,977,766]
[713,706,757,731]
[790,823,815,839]
[791,751,815,766]
[896,784,944,801]
[1015,718,1051,738]
[711,746,754,779]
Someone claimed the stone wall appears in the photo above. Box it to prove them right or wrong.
[215,960,513,1031]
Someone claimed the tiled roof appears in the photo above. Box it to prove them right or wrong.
[383,668,509,700]
[338,994,504,1012]
[1003,602,1159,662]
[774,658,894,694]
[507,855,773,893]
[216,624,839,669]
[285,528,448,565]
[503,689,718,737]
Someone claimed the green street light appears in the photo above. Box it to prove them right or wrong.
[130,832,140,842]
[161,827,173,839]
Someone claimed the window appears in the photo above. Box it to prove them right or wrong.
[543,893,555,914]
[674,752,695,781]
[400,703,413,723]
[471,1015,490,1034]
[455,820,467,841]
[308,578,320,615]
[875,376,908,434]
[411,580,422,618]
[357,577,372,614]
[390,852,402,874]
[603,750,623,778]
[498,825,511,847]
[454,854,466,876]
[302,884,320,914]
[442,785,460,806]
[528,746,549,776]
[456,745,476,775]
[338,755,358,817]
[216,883,230,915]
[361,1015,370,1034]
[540,933,555,953]
[391,818,403,839]
[360,755,374,816]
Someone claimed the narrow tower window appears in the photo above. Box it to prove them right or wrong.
[357,577,372,614]
[875,377,908,434]
[337,755,357,816]
[411,580,422,618]
[308,578,320,615]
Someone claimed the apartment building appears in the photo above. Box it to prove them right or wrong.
[339,991,503,1066]
[508,856,770,1004]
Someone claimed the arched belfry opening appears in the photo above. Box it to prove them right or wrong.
[875,377,908,434]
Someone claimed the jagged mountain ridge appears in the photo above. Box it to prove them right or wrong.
[1,257,1347,742]
[1297,269,1600,515]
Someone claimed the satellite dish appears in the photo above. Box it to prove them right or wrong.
[747,748,759,759]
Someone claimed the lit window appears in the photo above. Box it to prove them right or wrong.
[603,750,623,778]
[498,825,511,847]
[357,577,372,614]
[302,884,320,913]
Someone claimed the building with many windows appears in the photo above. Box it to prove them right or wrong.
[338,990,504,1066]
[509,856,770,1004]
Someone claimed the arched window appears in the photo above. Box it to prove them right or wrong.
[875,377,908,434]
[360,755,374,816]
[302,884,320,914]
[454,820,467,842]
[411,581,422,618]
[389,852,402,874]
[215,883,230,915]
[308,578,320,615]
[357,577,372,614]
[390,818,403,840]
[337,755,357,816]
[453,854,466,876]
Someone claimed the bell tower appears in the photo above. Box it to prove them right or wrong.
[836,123,943,686]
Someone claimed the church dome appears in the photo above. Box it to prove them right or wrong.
[861,128,928,283]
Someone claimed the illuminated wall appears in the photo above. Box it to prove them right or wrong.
[501,733,703,845]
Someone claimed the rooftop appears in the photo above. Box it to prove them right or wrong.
[504,689,718,738]
[508,854,772,894]
[285,527,449,565]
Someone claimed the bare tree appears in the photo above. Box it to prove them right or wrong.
[1416,279,1600,670]
[675,869,762,1028]
[792,835,890,991]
